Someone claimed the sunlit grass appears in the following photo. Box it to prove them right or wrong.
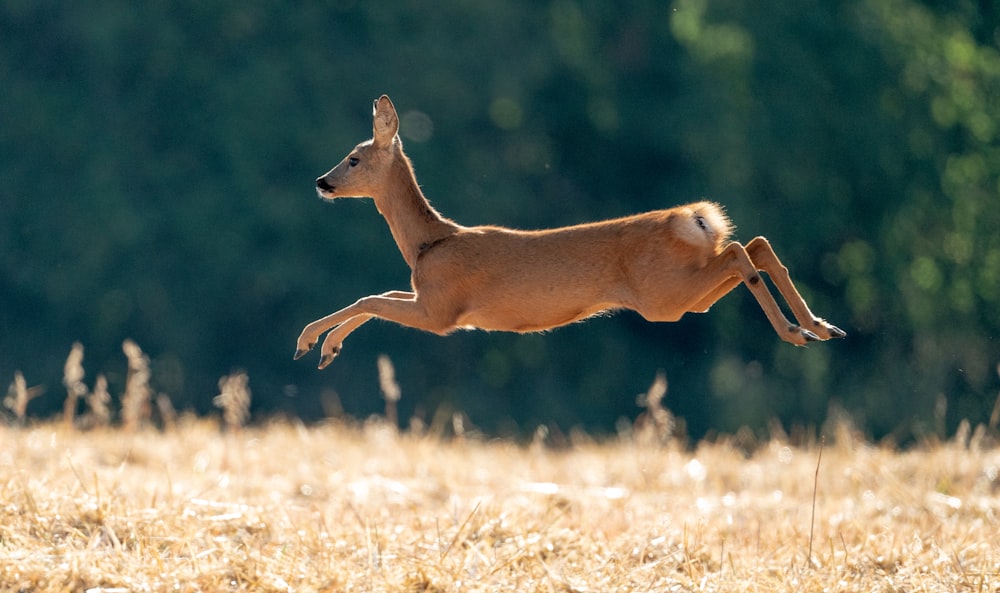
[2,342,996,590]
[1,416,998,592]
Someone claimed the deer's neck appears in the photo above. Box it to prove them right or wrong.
[373,157,458,269]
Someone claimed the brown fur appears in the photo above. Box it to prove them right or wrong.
[295,96,844,368]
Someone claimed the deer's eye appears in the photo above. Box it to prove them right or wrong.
[348,157,359,167]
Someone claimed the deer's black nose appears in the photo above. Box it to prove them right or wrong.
[316,177,333,191]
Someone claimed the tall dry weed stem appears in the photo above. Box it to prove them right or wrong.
[121,339,152,431]
[156,392,178,432]
[635,370,674,444]
[62,341,86,427]
[213,371,251,431]
[990,363,1000,431]
[4,371,43,423]
[377,354,401,429]
[85,374,111,428]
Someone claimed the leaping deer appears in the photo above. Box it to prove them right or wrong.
[295,95,845,369]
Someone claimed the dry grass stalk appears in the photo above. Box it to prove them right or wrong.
[377,354,401,428]
[4,371,44,424]
[156,393,178,432]
[84,374,111,429]
[0,419,997,592]
[452,411,467,443]
[62,341,87,428]
[807,437,824,567]
[635,370,674,444]
[121,339,152,432]
[214,371,251,431]
[990,363,1000,431]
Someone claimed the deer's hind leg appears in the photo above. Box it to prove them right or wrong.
[681,240,845,343]
[744,237,845,340]
[668,242,820,345]
[719,241,822,345]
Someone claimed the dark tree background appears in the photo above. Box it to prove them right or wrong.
[2,0,999,439]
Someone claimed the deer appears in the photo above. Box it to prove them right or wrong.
[295,95,845,369]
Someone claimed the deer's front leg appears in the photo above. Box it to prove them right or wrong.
[315,291,459,368]
[294,291,416,361]
[316,314,373,369]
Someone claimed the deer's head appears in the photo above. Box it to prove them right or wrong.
[316,95,401,200]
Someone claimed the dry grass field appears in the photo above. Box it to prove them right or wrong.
[1,415,998,593]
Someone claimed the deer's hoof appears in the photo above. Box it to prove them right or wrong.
[811,319,847,340]
[294,339,316,360]
[800,329,820,343]
[317,346,341,370]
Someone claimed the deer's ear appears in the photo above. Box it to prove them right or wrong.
[372,95,399,147]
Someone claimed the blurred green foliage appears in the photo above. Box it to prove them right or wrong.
[1,0,998,439]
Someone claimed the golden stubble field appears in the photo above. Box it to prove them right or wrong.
[1,418,998,592]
